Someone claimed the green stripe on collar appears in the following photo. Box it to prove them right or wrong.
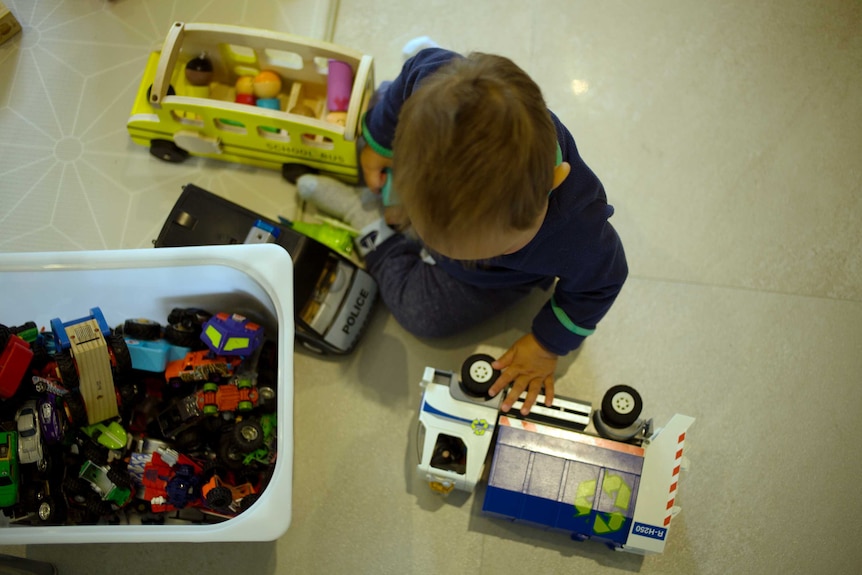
[551,296,595,337]
[361,114,394,159]
[555,142,562,167]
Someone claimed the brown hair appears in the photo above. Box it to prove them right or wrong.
[392,52,557,252]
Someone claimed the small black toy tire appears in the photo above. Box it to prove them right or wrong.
[282,163,316,184]
[35,497,62,525]
[85,497,110,519]
[81,441,108,467]
[174,427,204,451]
[108,466,131,489]
[600,385,643,428]
[123,318,162,340]
[63,391,88,428]
[29,339,51,371]
[150,139,189,163]
[460,354,500,397]
[63,476,89,499]
[163,324,200,348]
[233,419,264,452]
[55,351,79,388]
[116,381,141,410]
[205,486,234,511]
[218,436,247,470]
[239,493,260,512]
[145,83,176,102]
[0,323,10,349]
[109,333,133,374]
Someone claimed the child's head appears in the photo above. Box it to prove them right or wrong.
[392,52,564,260]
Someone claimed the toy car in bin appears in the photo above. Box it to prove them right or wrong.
[201,312,264,356]
[0,245,294,543]
[155,184,377,355]
[127,22,375,184]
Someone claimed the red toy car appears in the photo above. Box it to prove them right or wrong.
[1,333,33,400]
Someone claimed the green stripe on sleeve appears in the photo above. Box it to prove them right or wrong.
[361,114,394,159]
[551,297,596,337]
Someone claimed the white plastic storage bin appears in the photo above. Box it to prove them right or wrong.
[0,244,293,543]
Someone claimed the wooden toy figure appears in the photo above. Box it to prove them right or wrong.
[253,70,282,111]
[184,53,213,98]
[235,76,256,105]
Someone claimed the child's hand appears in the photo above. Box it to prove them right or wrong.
[489,333,558,415]
[361,146,393,192]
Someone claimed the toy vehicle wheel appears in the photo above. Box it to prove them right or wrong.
[62,476,90,499]
[107,466,131,489]
[282,163,316,184]
[203,382,218,393]
[54,351,79,388]
[150,139,189,163]
[205,485,234,511]
[85,497,111,519]
[167,307,212,330]
[203,404,219,416]
[171,427,204,451]
[460,354,500,397]
[108,333,133,374]
[34,496,62,525]
[63,391,88,428]
[239,492,259,512]
[30,339,51,371]
[233,419,264,452]
[164,324,201,348]
[218,436,247,470]
[238,400,253,412]
[600,385,643,428]
[116,381,141,410]
[122,318,162,340]
[81,440,108,466]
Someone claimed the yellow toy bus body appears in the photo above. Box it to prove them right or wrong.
[127,22,374,183]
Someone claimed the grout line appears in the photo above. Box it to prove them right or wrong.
[628,273,862,305]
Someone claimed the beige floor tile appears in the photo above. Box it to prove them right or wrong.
[0,0,335,252]
[2,1,862,574]
[528,0,862,300]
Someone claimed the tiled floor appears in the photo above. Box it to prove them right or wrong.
[2,1,861,574]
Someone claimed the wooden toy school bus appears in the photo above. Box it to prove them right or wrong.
[128,22,375,184]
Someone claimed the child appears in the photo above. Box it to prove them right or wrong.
[297,47,627,416]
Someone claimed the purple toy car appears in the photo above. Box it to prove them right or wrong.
[200,312,264,357]
[37,392,67,445]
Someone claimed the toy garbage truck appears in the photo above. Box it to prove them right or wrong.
[416,354,695,554]
[127,22,375,184]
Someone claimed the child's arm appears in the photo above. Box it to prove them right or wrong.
[490,209,628,414]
